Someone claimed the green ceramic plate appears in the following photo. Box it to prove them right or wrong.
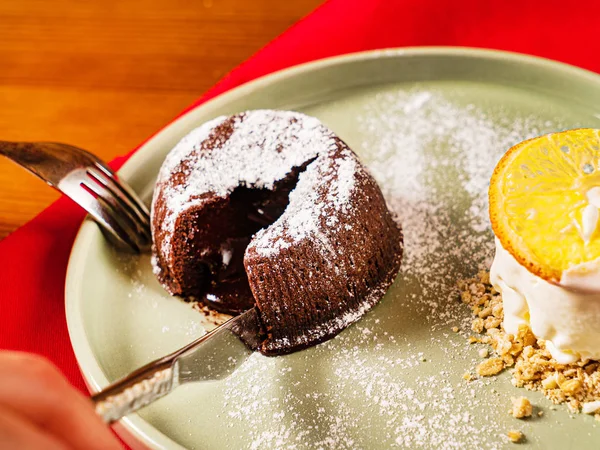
[66,48,600,449]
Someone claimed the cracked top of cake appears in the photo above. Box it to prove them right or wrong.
[151,110,348,263]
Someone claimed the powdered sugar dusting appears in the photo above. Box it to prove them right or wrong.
[250,149,357,258]
[216,86,571,449]
[152,110,339,259]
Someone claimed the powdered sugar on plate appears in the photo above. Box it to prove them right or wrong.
[224,328,506,450]
[361,89,565,329]
[218,86,568,449]
[366,90,553,275]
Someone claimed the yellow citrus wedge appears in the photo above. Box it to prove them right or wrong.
[489,128,600,283]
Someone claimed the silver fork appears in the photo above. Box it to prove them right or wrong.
[0,141,151,253]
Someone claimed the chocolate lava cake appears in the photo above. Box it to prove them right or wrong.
[151,110,403,355]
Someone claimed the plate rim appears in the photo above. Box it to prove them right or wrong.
[65,46,600,450]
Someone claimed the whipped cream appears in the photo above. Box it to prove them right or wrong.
[490,238,600,363]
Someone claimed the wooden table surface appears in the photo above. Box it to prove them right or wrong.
[0,0,322,240]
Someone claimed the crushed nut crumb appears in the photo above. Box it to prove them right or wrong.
[560,379,582,396]
[479,348,489,358]
[463,372,475,382]
[477,357,504,377]
[471,318,484,334]
[510,397,533,419]
[507,430,525,443]
[452,326,460,333]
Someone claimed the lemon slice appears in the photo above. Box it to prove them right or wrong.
[489,128,600,284]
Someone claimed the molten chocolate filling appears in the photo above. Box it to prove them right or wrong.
[199,164,309,315]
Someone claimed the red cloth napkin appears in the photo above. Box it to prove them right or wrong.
[2,0,600,397]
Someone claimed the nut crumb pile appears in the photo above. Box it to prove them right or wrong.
[459,271,600,419]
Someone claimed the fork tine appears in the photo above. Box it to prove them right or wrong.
[93,197,145,254]
[80,179,151,251]
[54,144,149,221]
[94,196,145,253]
[89,157,115,176]
[59,146,151,239]
[65,182,144,253]
[87,167,150,227]
[89,164,151,230]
